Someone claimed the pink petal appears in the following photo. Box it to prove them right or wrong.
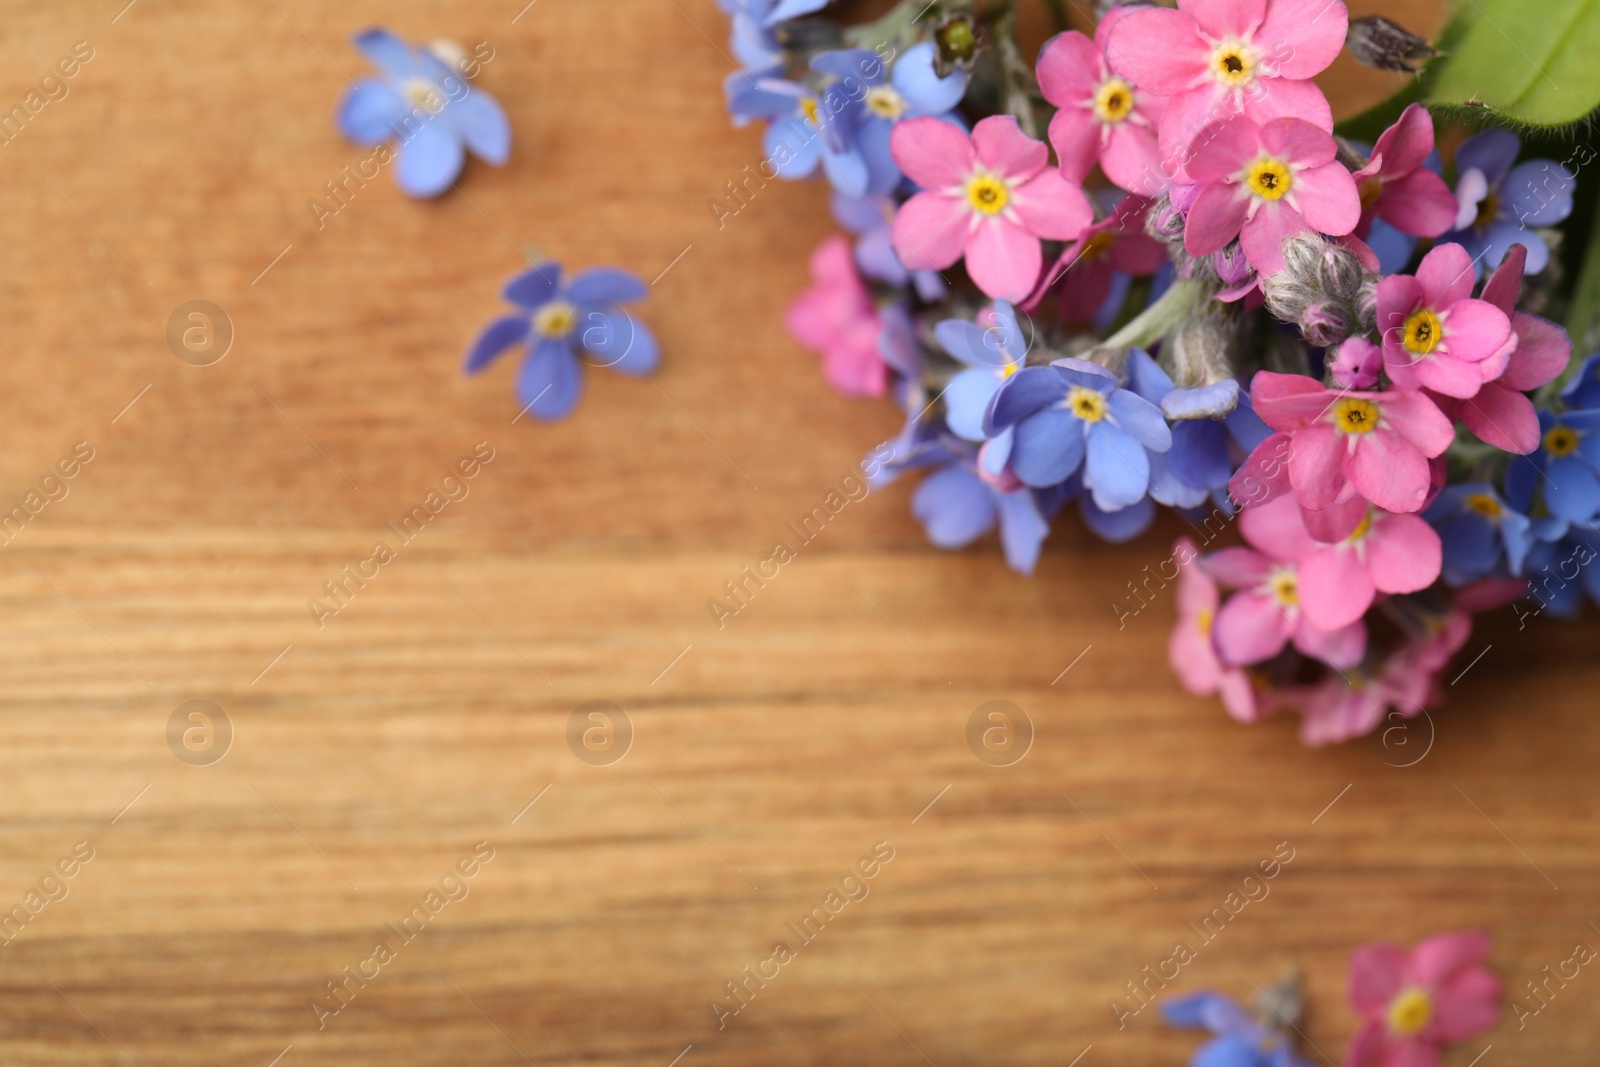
[1377,167,1458,238]
[1298,543,1375,630]
[1106,7,1211,96]
[1170,620,1224,694]
[1035,32,1103,108]
[1300,496,1368,543]
[890,191,970,270]
[1100,122,1167,196]
[1383,1038,1444,1067]
[1412,353,1488,399]
[1369,103,1436,178]
[1428,969,1501,1042]
[1480,243,1526,313]
[1235,75,1333,132]
[1201,546,1274,586]
[1290,161,1361,237]
[1185,115,1260,184]
[1217,669,1263,722]
[1174,540,1219,615]
[1239,494,1318,561]
[1292,616,1367,669]
[1409,931,1492,985]
[1463,384,1540,453]
[1254,0,1348,79]
[890,116,975,190]
[1011,168,1094,240]
[1229,432,1295,505]
[1048,106,1102,186]
[972,115,1048,182]
[1260,117,1336,167]
[1345,1021,1386,1067]
[1287,423,1345,509]
[1380,390,1455,456]
[1367,513,1442,592]
[1184,182,1251,256]
[1348,430,1431,513]
[1350,942,1409,1014]
[1416,242,1478,308]
[1250,372,1333,428]
[1501,312,1572,390]
[1159,87,1249,181]
[1376,274,1425,348]
[965,218,1041,303]
[1213,589,1293,665]
[1178,0,1266,39]
[1440,299,1515,364]
[1240,200,1309,275]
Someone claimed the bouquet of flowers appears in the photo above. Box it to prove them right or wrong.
[716,0,1600,745]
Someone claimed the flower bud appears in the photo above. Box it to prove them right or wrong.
[1300,301,1355,348]
[1355,279,1379,333]
[1146,195,1186,242]
[1212,242,1254,289]
[1329,337,1382,389]
[1317,244,1369,303]
[1347,16,1437,73]
[933,14,981,76]
[1167,314,1234,391]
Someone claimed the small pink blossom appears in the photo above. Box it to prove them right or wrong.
[1352,103,1458,240]
[1330,336,1382,389]
[889,115,1093,302]
[1346,932,1501,1067]
[1037,17,1167,196]
[1292,651,1432,745]
[1105,0,1347,174]
[785,235,887,398]
[1377,242,1517,399]
[1182,115,1360,275]
[1167,538,1266,722]
[1236,372,1455,516]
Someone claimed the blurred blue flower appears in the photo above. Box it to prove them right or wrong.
[727,74,869,192]
[1162,992,1314,1067]
[912,458,1052,574]
[1562,352,1600,409]
[1442,129,1574,275]
[1505,408,1600,522]
[464,262,658,421]
[336,28,510,198]
[1520,517,1600,618]
[1427,483,1533,585]
[715,0,784,72]
[936,301,1027,459]
[831,192,947,300]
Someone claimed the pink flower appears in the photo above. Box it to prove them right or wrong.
[1294,658,1429,745]
[1346,932,1501,1067]
[1028,195,1167,322]
[889,115,1093,302]
[1352,104,1458,240]
[1182,115,1360,275]
[1430,243,1572,453]
[1201,508,1368,670]
[1239,372,1455,515]
[1037,18,1167,196]
[1330,337,1382,389]
[1377,242,1516,399]
[1167,538,1266,722]
[1105,0,1347,173]
[785,235,887,398]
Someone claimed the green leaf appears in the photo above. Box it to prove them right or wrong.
[1430,0,1600,127]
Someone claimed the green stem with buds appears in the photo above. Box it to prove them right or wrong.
[1102,279,1210,353]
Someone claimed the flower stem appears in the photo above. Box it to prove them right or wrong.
[1102,279,1209,353]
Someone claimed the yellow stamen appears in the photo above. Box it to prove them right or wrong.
[534,301,577,338]
[1359,178,1383,212]
[966,173,1010,215]
[1474,191,1500,229]
[1247,159,1292,201]
[1093,77,1135,123]
[1210,41,1256,86]
[403,77,443,112]
[1404,309,1443,355]
[1197,609,1214,636]
[1386,989,1433,1036]
[1346,508,1374,543]
[864,86,906,120]
[1545,426,1580,457]
[1080,231,1116,260]
[1000,360,1021,379]
[1334,398,1380,435]
[1066,386,1107,422]
[1268,569,1299,608]
[1466,492,1502,518]
[801,97,820,126]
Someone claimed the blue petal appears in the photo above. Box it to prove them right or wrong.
[1455,128,1520,187]
[764,118,821,179]
[1012,409,1086,487]
[1080,494,1154,543]
[1502,159,1574,227]
[578,307,659,376]
[1505,449,1544,513]
[568,268,648,306]
[337,79,406,145]
[517,339,583,421]
[765,0,831,24]
[856,118,902,197]
[988,366,1070,432]
[448,89,511,165]
[893,41,969,116]
[944,368,1002,441]
[810,48,885,83]
[352,27,417,79]
[1545,455,1600,520]
[1148,451,1210,508]
[911,464,996,548]
[1051,357,1119,392]
[504,263,563,309]
[936,320,1011,369]
[1561,354,1600,408]
[979,426,1014,477]
[1501,509,1533,575]
[463,314,530,374]
[1108,389,1172,451]
[1483,221,1548,274]
[1169,420,1232,489]
[831,192,887,234]
[1125,349,1173,404]
[1163,382,1240,421]
[855,225,910,287]
[1225,391,1273,451]
[1161,991,1236,1029]
[1085,422,1150,510]
[1193,1034,1263,1067]
[821,144,871,197]
[394,118,465,198]
[996,490,1050,574]
[1439,513,1499,578]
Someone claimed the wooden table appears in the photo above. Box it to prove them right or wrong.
[0,0,1592,1063]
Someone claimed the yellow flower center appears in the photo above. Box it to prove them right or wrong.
[1359,178,1383,211]
[1000,359,1021,379]
[534,300,577,338]
[801,97,820,126]
[1247,159,1292,201]
[1466,492,1503,518]
[1386,988,1433,1036]
[864,85,907,120]
[1545,425,1580,457]
[1210,41,1256,85]
[1346,508,1374,543]
[1404,309,1443,355]
[1066,386,1107,422]
[403,77,443,112]
[1475,191,1500,229]
[966,173,1010,215]
[1334,397,1380,435]
[1081,230,1116,260]
[1197,609,1214,636]
[1268,569,1299,608]
[1093,77,1135,123]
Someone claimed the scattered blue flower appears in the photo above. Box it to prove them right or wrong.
[1162,992,1314,1067]
[1505,408,1600,522]
[912,458,1051,574]
[1426,483,1533,585]
[336,28,510,198]
[464,262,658,421]
[1442,129,1574,275]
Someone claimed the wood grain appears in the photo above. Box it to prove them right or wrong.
[0,0,1595,1064]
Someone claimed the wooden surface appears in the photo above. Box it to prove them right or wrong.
[0,1,1595,1064]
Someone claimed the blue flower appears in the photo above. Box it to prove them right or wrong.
[911,458,1052,574]
[727,74,869,192]
[810,43,968,196]
[987,357,1171,510]
[831,192,947,300]
[1426,483,1533,585]
[464,263,659,421]
[1505,408,1600,522]
[715,0,784,73]
[1162,992,1314,1067]
[1124,351,1220,511]
[336,29,510,199]
[1441,129,1574,275]
[765,0,832,20]
[1561,352,1600,409]
[1520,517,1600,618]
[936,301,1028,458]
